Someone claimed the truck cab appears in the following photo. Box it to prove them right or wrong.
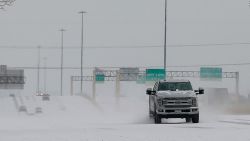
[146,79,204,124]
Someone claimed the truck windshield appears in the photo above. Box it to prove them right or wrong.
[158,82,193,91]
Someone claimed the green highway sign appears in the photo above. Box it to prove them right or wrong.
[95,74,105,83]
[200,67,222,80]
[95,68,105,83]
[146,69,166,81]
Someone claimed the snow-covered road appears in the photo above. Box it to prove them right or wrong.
[0,95,249,141]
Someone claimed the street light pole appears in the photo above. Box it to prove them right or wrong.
[37,46,41,95]
[79,11,87,94]
[164,0,167,71]
[60,28,66,96]
[43,57,47,94]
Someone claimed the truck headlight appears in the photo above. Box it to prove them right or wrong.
[157,98,163,106]
[192,98,197,107]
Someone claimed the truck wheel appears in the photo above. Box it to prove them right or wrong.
[192,114,199,123]
[154,114,161,124]
[185,118,191,123]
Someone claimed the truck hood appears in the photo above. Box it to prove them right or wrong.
[156,91,196,98]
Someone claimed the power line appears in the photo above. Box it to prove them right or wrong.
[9,62,250,70]
[1,42,250,50]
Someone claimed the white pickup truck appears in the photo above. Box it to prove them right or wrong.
[146,79,204,124]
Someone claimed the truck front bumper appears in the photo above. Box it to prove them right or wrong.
[156,107,199,118]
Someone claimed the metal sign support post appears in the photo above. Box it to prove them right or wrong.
[70,76,74,96]
[92,69,96,100]
[236,72,239,96]
[115,70,120,102]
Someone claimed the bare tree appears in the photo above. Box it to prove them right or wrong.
[0,0,15,9]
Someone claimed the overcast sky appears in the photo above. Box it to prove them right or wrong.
[1,0,250,95]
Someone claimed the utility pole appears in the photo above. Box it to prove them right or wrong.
[79,11,87,94]
[37,46,41,95]
[164,0,167,71]
[60,28,66,96]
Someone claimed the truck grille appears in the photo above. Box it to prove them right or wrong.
[162,97,192,107]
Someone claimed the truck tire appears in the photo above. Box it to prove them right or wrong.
[192,114,199,123]
[149,99,152,118]
[154,114,161,124]
[185,118,191,123]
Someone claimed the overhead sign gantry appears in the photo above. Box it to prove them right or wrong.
[70,68,239,99]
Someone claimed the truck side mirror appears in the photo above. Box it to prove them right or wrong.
[195,88,204,95]
[146,88,156,95]
[146,88,152,95]
[199,88,204,94]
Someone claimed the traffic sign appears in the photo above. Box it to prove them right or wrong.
[95,74,105,83]
[119,68,139,81]
[146,69,166,81]
[0,65,24,89]
[200,67,222,80]
[95,68,105,83]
